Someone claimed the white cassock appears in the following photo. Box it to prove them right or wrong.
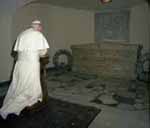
[0,28,49,119]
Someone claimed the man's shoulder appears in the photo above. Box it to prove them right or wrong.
[19,28,43,38]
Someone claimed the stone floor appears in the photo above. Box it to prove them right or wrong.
[0,70,149,128]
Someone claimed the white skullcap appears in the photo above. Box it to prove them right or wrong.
[32,20,41,25]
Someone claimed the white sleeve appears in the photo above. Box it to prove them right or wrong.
[41,34,49,49]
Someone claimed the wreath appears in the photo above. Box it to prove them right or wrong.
[53,49,73,71]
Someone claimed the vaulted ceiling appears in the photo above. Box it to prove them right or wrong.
[0,0,148,12]
[27,0,146,11]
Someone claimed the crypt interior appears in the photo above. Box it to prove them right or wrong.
[0,0,150,128]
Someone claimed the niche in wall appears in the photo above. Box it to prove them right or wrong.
[95,11,129,42]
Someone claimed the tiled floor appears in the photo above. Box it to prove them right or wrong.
[47,71,149,128]
[0,71,149,128]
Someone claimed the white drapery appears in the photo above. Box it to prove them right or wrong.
[0,28,49,119]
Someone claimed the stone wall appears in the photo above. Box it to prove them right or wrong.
[71,42,140,80]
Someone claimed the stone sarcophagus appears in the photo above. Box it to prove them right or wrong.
[71,42,140,80]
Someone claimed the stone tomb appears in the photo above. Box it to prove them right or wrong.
[71,42,140,80]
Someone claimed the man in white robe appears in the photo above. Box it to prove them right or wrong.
[0,20,49,119]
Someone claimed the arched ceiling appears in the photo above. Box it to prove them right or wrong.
[26,0,146,11]
[0,0,147,12]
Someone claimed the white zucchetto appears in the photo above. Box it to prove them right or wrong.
[32,20,41,25]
